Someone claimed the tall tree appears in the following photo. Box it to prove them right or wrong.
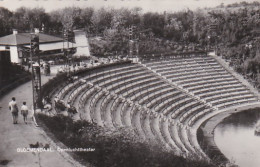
[0,7,12,36]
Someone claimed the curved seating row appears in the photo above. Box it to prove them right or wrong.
[49,62,210,160]
[142,55,259,110]
[50,56,258,162]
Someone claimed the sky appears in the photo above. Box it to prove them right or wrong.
[0,0,258,13]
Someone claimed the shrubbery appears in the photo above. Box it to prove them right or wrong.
[37,114,215,167]
[0,63,30,87]
[0,63,31,97]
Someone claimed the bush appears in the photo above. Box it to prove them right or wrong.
[37,114,215,167]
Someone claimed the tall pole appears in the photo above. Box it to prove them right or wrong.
[31,29,41,110]
[129,25,133,58]
[64,29,72,78]
[30,33,35,111]
[30,28,41,127]
[67,30,70,77]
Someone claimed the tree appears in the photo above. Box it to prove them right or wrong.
[0,7,12,36]
[12,7,48,32]
[60,7,81,30]
[143,12,165,37]
[79,7,94,32]
[91,8,113,35]
[49,10,63,34]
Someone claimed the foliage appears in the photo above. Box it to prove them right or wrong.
[37,114,215,167]
[0,3,259,53]
[1,2,260,84]
[0,63,30,88]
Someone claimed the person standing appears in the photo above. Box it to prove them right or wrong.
[8,97,18,124]
[28,105,39,127]
[21,102,29,124]
[66,101,72,117]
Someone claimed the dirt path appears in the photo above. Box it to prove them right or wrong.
[0,71,83,167]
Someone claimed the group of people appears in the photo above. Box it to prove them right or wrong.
[54,96,77,117]
[8,97,31,124]
[8,95,78,125]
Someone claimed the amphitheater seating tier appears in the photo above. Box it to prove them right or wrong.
[49,55,259,161]
[142,55,258,110]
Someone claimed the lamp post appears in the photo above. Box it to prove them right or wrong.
[63,29,76,78]
[30,29,41,111]
[30,28,41,127]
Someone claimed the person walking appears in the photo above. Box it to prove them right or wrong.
[29,105,39,127]
[8,97,19,124]
[21,102,29,124]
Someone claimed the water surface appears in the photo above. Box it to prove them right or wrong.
[214,109,260,167]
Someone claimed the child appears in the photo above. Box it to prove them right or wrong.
[9,97,18,124]
[21,102,29,124]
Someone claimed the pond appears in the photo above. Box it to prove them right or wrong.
[214,108,260,167]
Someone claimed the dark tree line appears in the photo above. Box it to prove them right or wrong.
[0,2,259,56]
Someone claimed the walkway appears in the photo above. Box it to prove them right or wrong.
[73,30,91,57]
[0,69,83,167]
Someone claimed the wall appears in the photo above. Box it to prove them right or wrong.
[0,46,6,51]
[10,46,21,64]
